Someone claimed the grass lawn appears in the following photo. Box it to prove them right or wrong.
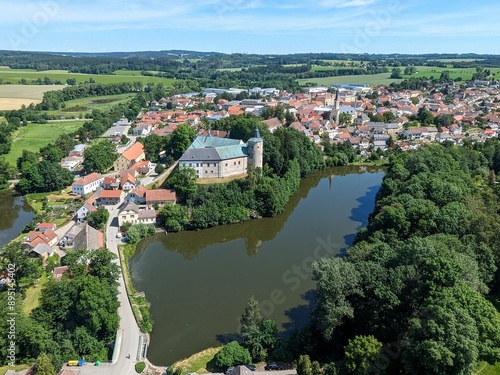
[172,347,222,373]
[23,272,48,314]
[0,66,176,86]
[5,120,85,165]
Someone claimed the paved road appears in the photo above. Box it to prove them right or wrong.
[80,204,143,375]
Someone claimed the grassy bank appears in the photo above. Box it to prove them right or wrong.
[119,243,153,333]
[170,347,222,374]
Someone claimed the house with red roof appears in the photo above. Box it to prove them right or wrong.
[36,223,57,232]
[96,189,124,206]
[72,172,104,195]
[145,189,177,207]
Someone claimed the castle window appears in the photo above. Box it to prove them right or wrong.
[238,161,241,165]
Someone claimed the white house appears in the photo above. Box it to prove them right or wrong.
[72,173,104,195]
[117,202,156,227]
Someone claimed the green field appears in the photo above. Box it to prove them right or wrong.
[299,66,500,87]
[310,65,358,72]
[0,67,176,86]
[298,73,401,87]
[46,93,137,119]
[5,120,85,165]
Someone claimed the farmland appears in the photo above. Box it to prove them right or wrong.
[298,72,401,87]
[0,66,176,86]
[0,84,65,110]
[5,120,85,166]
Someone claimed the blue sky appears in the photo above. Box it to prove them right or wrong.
[1,0,499,54]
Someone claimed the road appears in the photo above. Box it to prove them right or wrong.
[80,204,144,375]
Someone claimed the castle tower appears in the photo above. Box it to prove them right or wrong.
[247,127,263,170]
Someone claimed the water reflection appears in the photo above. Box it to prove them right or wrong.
[130,166,384,365]
[0,190,35,246]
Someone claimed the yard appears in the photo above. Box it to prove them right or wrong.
[5,120,85,165]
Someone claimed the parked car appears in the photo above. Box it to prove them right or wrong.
[226,366,235,375]
[265,363,281,371]
[245,365,256,371]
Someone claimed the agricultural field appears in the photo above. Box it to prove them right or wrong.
[5,120,85,166]
[0,84,64,110]
[0,66,176,86]
[298,72,401,87]
[46,93,137,119]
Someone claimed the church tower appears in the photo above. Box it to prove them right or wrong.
[330,88,340,124]
[247,127,263,170]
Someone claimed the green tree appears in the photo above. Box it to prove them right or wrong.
[297,354,313,375]
[33,353,56,375]
[339,113,352,126]
[158,202,188,232]
[390,68,402,79]
[240,296,262,334]
[168,123,196,159]
[39,143,63,163]
[82,141,117,173]
[214,341,252,368]
[344,335,384,375]
[166,167,197,203]
[86,207,109,231]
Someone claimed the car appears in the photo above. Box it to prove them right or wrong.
[265,363,280,371]
[245,365,256,371]
[226,366,235,375]
[116,232,122,238]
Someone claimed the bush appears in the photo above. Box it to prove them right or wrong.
[135,361,146,373]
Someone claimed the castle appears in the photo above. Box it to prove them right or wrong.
[179,128,263,179]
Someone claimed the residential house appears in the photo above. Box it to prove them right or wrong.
[76,195,97,222]
[145,189,176,207]
[96,189,123,206]
[102,177,120,190]
[36,223,57,232]
[119,172,136,191]
[126,185,148,204]
[114,142,146,171]
[117,202,156,227]
[61,223,104,250]
[72,173,104,195]
[261,117,282,133]
[23,229,58,249]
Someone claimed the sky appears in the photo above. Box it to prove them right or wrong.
[1,0,499,55]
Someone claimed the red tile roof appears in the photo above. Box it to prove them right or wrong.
[74,172,103,186]
[145,189,177,203]
[100,190,123,199]
[122,142,144,162]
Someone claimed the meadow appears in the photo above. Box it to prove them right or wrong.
[5,120,85,165]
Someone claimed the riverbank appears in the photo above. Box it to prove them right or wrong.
[119,243,154,334]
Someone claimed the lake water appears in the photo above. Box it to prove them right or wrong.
[0,190,35,247]
[129,166,384,365]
